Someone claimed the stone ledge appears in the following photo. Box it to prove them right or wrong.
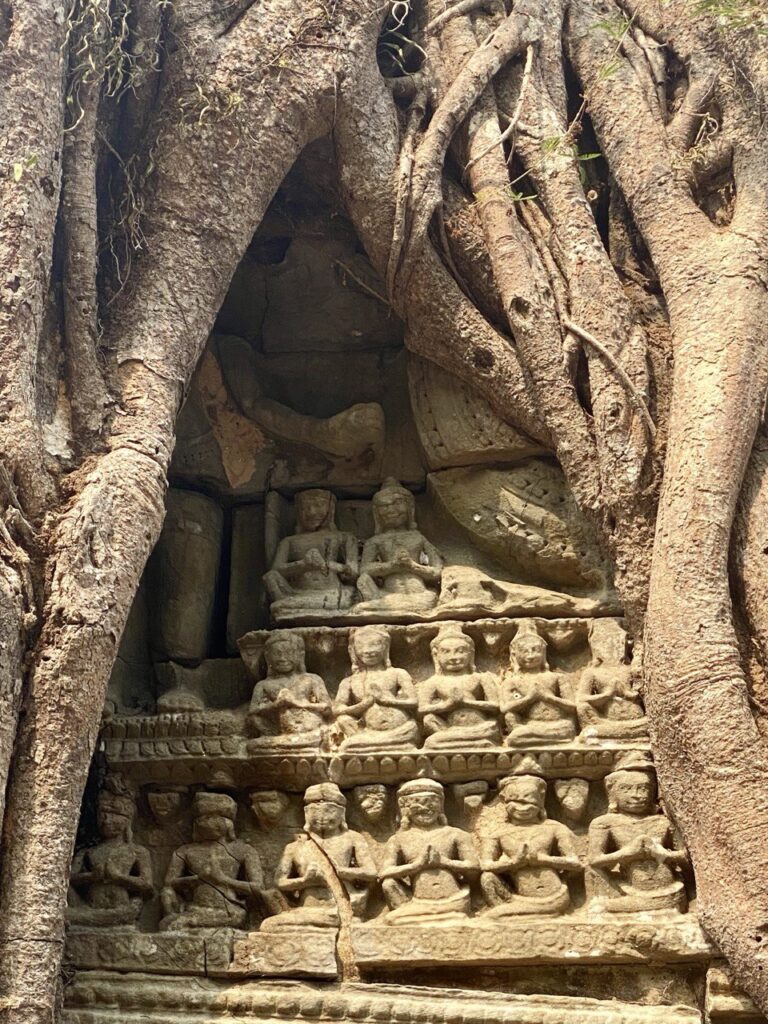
[101,741,652,788]
[64,973,705,1024]
[351,917,715,968]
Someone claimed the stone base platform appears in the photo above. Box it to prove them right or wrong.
[64,974,705,1024]
[65,927,337,979]
[351,916,715,968]
[101,741,651,789]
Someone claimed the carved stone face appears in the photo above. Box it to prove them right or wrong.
[147,789,185,825]
[501,781,544,824]
[554,778,590,823]
[374,491,411,531]
[356,785,387,823]
[98,808,129,840]
[511,637,547,671]
[297,490,333,532]
[249,789,289,829]
[609,771,655,816]
[401,792,442,827]
[353,630,389,669]
[193,813,230,842]
[435,637,473,674]
[266,639,300,676]
[305,799,345,837]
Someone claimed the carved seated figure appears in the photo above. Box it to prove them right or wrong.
[577,620,648,741]
[500,623,577,746]
[588,754,688,913]
[480,774,581,917]
[263,489,359,618]
[381,779,478,925]
[68,778,153,928]
[160,793,277,930]
[356,479,444,614]
[247,631,332,752]
[262,783,376,930]
[419,624,500,749]
[334,625,419,752]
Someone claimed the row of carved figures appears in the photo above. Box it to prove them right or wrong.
[263,479,602,620]
[247,619,646,753]
[68,754,687,933]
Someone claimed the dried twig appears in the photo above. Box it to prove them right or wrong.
[563,318,657,438]
[465,43,534,173]
[426,0,493,35]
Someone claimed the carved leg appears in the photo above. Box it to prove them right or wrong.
[263,570,294,602]
[382,877,410,910]
[336,714,359,739]
[422,714,444,737]
[480,871,511,908]
[356,573,381,603]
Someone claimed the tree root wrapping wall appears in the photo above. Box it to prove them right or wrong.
[0,1,767,1021]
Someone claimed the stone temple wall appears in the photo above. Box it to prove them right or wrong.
[63,141,762,1024]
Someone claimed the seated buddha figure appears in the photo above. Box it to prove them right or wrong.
[500,622,577,746]
[334,625,420,752]
[160,793,276,930]
[588,753,689,913]
[577,619,648,741]
[263,488,359,618]
[480,773,582,917]
[380,779,479,925]
[68,777,153,928]
[355,479,444,614]
[247,631,332,753]
[262,784,376,930]
[418,624,500,749]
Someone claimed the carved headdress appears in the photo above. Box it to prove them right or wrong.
[508,620,549,669]
[348,624,392,671]
[295,488,338,532]
[430,623,475,671]
[604,750,657,811]
[264,630,307,675]
[371,478,417,533]
[396,777,447,828]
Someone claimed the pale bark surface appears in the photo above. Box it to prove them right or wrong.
[0,0,767,1021]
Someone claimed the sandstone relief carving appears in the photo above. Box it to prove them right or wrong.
[419,624,500,749]
[500,621,578,746]
[247,631,332,752]
[480,773,582,917]
[160,792,278,930]
[380,779,478,925]
[263,489,359,617]
[588,753,689,913]
[68,777,153,929]
[263,481,610,627]
[334,625,420,752]
[356,478,444,614]
[262,783,376,930]
[577,619,648,741]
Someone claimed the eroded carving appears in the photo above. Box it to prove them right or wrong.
[577,620,648,741]
[419,624,500,749]
[334,625,420,751]
[247,631,332,752]
[500,622,577,746]
[381,779,478,925]
[264,489,359,617]
[68,777,153,929]
[356,479,444,613]
[480,774,582,917]
[588,754,688,913]
[160,793,277,930]
[262,783,376,929]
